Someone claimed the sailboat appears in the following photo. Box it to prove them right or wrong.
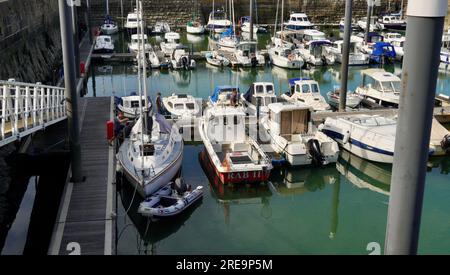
[186,0,205,34]
[101,0,119,34]
[117,0,184,197]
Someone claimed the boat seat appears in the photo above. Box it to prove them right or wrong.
[232,142,248,152]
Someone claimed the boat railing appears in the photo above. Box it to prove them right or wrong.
[0,80,67,148]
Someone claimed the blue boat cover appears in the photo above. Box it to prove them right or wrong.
[220,27,234,38]
[288,78,311,86]
[210,86,240,103]
[372,42,396,59]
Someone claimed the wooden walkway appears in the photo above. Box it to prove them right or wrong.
[48,97,116,255]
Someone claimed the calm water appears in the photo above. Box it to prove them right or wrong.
[87,32,450,255]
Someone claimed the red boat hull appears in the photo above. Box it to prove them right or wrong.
[199,150,271,184]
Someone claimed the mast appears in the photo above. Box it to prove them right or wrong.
[281,0,284,35]
[135,0,145,141]
[139,0,150,123]
[106,0,109,15]
[232,0,236,35]
[273,0,279,41]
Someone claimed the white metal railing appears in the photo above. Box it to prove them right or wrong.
[0,79,67,147]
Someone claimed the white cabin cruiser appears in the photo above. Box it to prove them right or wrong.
[160,32,182,56]
[186,20,205,34]
[357,17,378,32]
[235,41,265,67]
[261,102,339,166]
[268,44,304,69]
[281,78,331,112]
[124,9,142,34]
[319,115,398,163]
[162,93,201,121]
[440,32,450,71]
[206,10,232,33]
[239,16,267,34]
[326,86,362,109]
[152,22,171,34]
[355,69,401,107]
[241,82,277,116]
[205,51,230,67]
[198,106,272,184]
[271,30,303,49]
[376,15,407,31]
[101,15,119,35]
[116,95,152,119]
[170,46,196,70]
[298,40,335,66]
[283,13,314,31]
[94,35,115,54]
[218,34,240,52]
[128,34,151,53]
[117,113,184,197]
[208,86,243,108]
[327,39,370,65]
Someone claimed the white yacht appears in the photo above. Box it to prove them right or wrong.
[208,86,242,107]
[376,15,407,31]
[357,16,378,32]
[128,34,151,53]
[327,39,370,65]
[124,9,142,34]
[354,69,401,107]
[234,41,265,67]
[218,35,240,52]
[186,20,205,34]
[205,51,230,67]
[206,10,232,34]
[152,22,171,34]
[261,102,339,166]
[319,115,398,163]
[239,16,267,34]
[160,32,182,56]
[281,78,331,112]
[283,12,314,31]
[326,86,362,109]
[162,93,201,121]
[440,31,450,71]
[298,40,335,66]
[101,15,119,35]
[116,95,151,119]
[93,35,114,54]
[198,106,273,184]
[268,44,304,69]
[271,30,303,49]
[241,82,277,116]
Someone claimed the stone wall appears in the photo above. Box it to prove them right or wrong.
[0,0,62,83]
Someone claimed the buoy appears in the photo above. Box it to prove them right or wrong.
[107,120,114,140]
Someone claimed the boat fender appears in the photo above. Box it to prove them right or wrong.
[342,131,350,144]
[441,134,450,155]
[107,120,114,140]
[307,139,325,167]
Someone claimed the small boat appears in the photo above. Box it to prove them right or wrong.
[354,69,401,108]
[170,46,196,70]
[339,17,358,32]
[198,105,273,184]
[116,95,152,119]
[298,40,336,66]
[205,51,230,67]
[234,41,265,67]
[383,33,405,62]
[217,29,240,52]
[376,14,407,31]
[162,93,201,121]
[241,82,277,116]
[160,32,182,56]
[261,102,339,166]
[271,30,303,49]
[283,12,314,31]
[124,9,142,34]
[128,34,152,53]
[440,32,450,71]
[239,16,267,34]
[186,20,205,34]
[326,86,362,109]
[206,10,232,34]
[368,42,397,64]
[208,86,242,107]
[93,35,114,54]
[268,44,304,69]
[138,180,204,218]
[357,16,378,32]
[152,21,171,34]
[328,39,370,65]
[281,78,331,112]
[319,115,398,163]
[101,15,119,35]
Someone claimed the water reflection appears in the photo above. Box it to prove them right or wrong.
[337,150,391,196]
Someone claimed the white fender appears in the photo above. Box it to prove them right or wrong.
[342,131,350,144]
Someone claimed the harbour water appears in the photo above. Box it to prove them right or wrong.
[87,32,450,255]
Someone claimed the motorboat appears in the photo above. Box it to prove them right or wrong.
[234,41,265,67]
[440,32,450,71]
[138,179,204,218]
[271,30,303,49]
[389,38,405,62]
[261,102,339,166]
[93,35,114,54]
[298,40,335,66]
[283,12,314,31]
[205,51,230,67]
[281,78,331,112]
[208,86,242,107]
[101,15,119,35]
[162,93,201,121]
[354,69,401,107]
[339,17,358,32]
[147,47,161,69]
[241,82,277,116]
[357,16,378,32]
[116,113,184,197]
[268,44,304,69]
[239,16,267,34]
[152,22,171,34]
[170,46,196,70]
[326,86,362,109]
[327,39,370,65]
[160,32,182,56]
[186,20,205,34]
[124,9,142,34]
[319,115,398,163]
[368,42,397,64]
[116,95,152,119]
[198,105,273,184]
[376,15,407,31]
[217,28,240,52]
[206,10,232,33]
[128,34,151,53]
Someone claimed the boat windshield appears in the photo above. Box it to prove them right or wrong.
[186,103,195,110]
[174,103,184,109]
[380,81,401,94]
[264,97,277,106]
[212,12,226,20]
[130,100,146,108]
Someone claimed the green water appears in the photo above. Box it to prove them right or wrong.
[88,32,450,255]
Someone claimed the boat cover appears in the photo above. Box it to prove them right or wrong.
[288,78,311,87]
[210,86,240,103]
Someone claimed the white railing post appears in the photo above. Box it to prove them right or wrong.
[25,86,30,130]
[13,85,20,136]
[40,86,45,125]
[33,86,38,127]
[46,87,50,123]
[1,85,6,140]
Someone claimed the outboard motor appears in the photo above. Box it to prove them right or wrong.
[181,56,189,70]
[174,177,188,195]
[307,139,325,167]
[441,134,450,155]
[251,56,258,67]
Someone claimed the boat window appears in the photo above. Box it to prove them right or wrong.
[264,97,276,106]
[128,18,137,22]
[141,144,155,157]
[174,103,184,109]
[131,101,140,108]
[302,84,311,94]
[168,102,173,108]
[234,115,239,125]
[266,85,274,93]
[311,84,319,94]
[186,103,195,110]
[104,38,111,42]
[255,85,264,94]
[291,17,297,22]
[224,116,228,126]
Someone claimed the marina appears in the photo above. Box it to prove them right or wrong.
[1,0,450,257]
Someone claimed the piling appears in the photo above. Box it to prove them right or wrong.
[339,0,353,112]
